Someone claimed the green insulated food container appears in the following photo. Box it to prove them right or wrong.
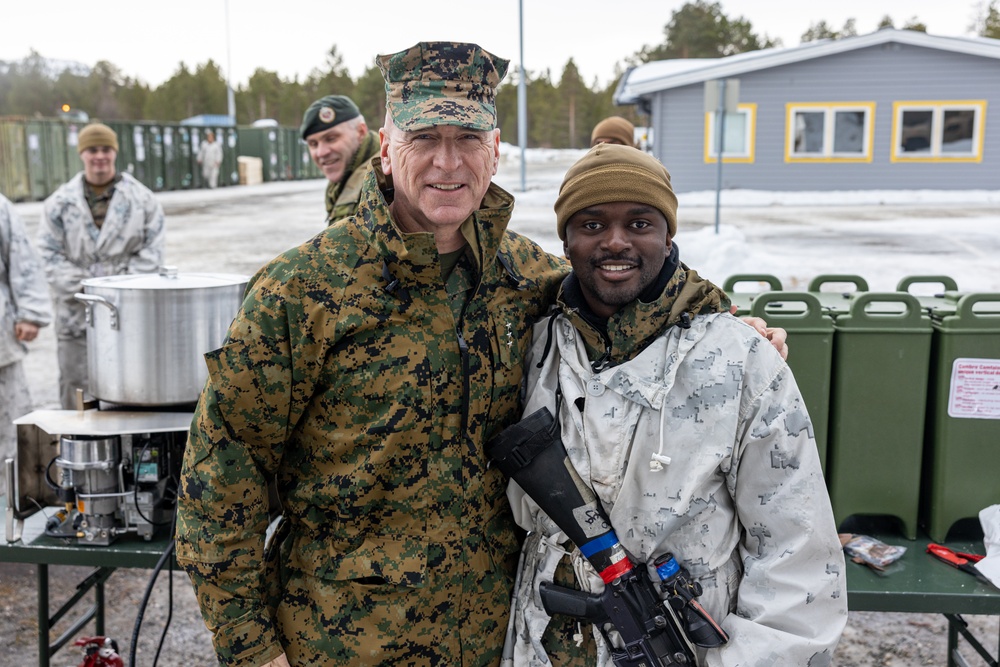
[826,292,933,539]
[807,274,869,319]
[722,274,783,316]
[751,292,834,473]
[896,275,960,315]
[922,293,1000,542]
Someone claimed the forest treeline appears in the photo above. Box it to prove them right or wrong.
[3,1,999,149]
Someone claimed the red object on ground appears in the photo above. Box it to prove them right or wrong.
[73,636,124,667]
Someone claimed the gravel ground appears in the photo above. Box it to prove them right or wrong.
[3,156,998,666]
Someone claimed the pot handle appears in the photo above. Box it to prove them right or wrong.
[74,293,119,330]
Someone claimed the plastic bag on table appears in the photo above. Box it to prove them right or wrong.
[839,533,907,571]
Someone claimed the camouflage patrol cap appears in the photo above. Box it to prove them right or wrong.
[376,41,509,131]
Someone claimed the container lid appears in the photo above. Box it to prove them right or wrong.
[82,266,249,290]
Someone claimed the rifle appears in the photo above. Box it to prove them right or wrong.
[487,407,728,666]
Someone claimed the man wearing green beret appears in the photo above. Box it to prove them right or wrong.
[300,94,380,224]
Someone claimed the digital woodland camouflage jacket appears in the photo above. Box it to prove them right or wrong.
[324,130,380,225]
[506,265,847,666]
[176,162,566,667]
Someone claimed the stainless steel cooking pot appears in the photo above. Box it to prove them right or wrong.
[75,267,248,406]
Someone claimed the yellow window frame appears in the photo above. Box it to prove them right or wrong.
[785,102,875,163]
[891,100,986,163]
[704,103,757,164]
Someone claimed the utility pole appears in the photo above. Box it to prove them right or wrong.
[713,79,727,235]
[704,78,739,234]
[518,0,528,192]
[225,0,236,124]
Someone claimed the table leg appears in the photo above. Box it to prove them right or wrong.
[944,613,998,667]
[96,577,105,635]
[37,564,49,667]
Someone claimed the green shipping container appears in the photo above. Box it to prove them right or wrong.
[921,293,1000,542]
[243,127,280,182]
[0,119,31,201]
[826,293,933,539]
[162,125,189,190]
[225,127,240,186]
[102,121,133,181]
[124,123,154,189]
[176,126,195,189]
[25,120,50,201]
[750,292,835,473]
[146,124,165,191]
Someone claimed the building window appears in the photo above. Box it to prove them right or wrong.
[892,101,985,162]
[785,103,875,163]
[704,104,756,163]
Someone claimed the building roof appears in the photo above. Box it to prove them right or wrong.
[615,29,1000,105]
[180,114,236,127]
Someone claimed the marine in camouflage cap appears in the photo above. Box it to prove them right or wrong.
[376,41,508,131]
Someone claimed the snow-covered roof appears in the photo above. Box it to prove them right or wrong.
[616,29,1000,104]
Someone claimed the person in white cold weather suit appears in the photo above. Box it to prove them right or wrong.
[197,130,224,189]
[38,123,165,408]
[504,144,847,667]
[0,193,52,495]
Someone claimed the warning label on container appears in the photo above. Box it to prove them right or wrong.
[948,358,1000,419]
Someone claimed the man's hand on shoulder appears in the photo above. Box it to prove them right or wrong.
[735,307,789,360]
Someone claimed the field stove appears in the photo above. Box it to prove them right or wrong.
[5,403,192,546]
[4,269,246,546]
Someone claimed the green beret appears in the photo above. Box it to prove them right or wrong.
[376,41,508,132]
[300,95,361,140]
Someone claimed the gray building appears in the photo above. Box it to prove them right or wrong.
[615,30,1000,193]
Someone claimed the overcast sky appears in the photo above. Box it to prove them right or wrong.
[2,0,988,88]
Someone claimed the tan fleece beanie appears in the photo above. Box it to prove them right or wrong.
[590,116,636,147]
[555,144,678,240]
[77,123,119,153]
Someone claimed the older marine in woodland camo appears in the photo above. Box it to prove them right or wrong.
[176,40,568,666]
[377,42,507,131]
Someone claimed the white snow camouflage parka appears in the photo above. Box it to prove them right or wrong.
[37,172,165,339]
[505,267,847,667]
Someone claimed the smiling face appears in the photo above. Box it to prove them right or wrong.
[563,201,672,319]
[80,146,117,185]
[306,117,367,184]
[379,119,500,237]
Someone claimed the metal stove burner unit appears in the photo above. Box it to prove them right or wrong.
[45,432,182,546]
[5,408,192,546]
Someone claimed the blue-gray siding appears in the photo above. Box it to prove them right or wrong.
[648,43,1000,192]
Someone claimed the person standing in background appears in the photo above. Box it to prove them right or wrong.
[197,130,224,189]
[590,115,637,148]
[0,193,51,496]
[38,123,165,409]
[300,94,380,224]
